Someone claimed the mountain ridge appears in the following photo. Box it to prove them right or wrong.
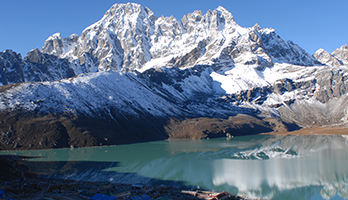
[0,3,348,150]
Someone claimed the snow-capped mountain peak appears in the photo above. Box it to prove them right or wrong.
[38,2,320,75]
[1,2,348,150]
[314,44,348,67]
[332,44,348,65]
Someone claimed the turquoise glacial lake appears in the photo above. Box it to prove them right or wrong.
[1,135,348,200]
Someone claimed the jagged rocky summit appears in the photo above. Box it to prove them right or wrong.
[314,44,348,67]
[0,3,348,150]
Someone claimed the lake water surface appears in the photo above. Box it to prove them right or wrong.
[1,135,348,200]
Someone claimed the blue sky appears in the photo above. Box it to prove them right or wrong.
[0,0,347,57]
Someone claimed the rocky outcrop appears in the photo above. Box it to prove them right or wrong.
[332,44,348,66]
[314,68,348,103]
[41,33,79,58]
[38,3,320,74]
[2,3,321,85]
[314,45,348,67]
[0,3,348,150]
[23,49,76,82]
[0,50,25,85]
[0,49,77,86]
[274,67,348,126]
[313,48,342,67]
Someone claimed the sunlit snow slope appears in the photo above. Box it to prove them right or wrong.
[0,3,348,149]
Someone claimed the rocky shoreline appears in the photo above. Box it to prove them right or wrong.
[0,155,249,200]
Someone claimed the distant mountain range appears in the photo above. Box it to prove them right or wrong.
[1,3,347,150]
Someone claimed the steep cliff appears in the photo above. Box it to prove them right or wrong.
[1,3,347,150]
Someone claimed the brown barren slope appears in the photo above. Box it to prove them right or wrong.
[262,125,348,135]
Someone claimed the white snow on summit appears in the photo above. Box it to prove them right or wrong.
[39,2,319,75]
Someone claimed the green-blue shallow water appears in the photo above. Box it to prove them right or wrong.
[1,135,348,200]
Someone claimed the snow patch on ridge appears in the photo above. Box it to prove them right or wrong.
[0,72,182,118]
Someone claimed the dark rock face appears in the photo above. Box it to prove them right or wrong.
[174,40,208,67]
[24,49,76,82]
[0,50,25,85]
[315,69,348,103]
[273,78,295,94]
[0,49,76,86]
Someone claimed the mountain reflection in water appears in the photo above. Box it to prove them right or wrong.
[1,135,348,200]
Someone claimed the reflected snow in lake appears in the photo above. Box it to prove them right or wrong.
[1,135,348,200]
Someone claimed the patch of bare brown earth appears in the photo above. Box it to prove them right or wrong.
[0,112,97,150]
[262,125,348,135]
[165,114,293,140]
[0,111,168,150]
[1,108,297,150]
